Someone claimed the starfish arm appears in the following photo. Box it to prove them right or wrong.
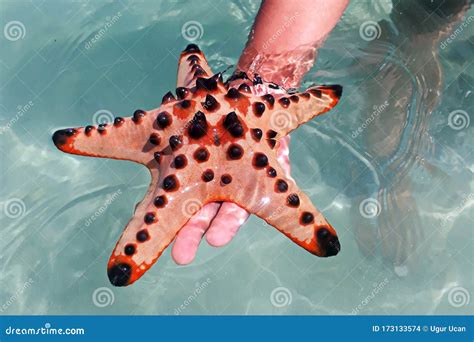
[220,157,340,257]
[177,44,214,88]
[107,166,208,286]
[52,109,164,165]
[265,85,342,136]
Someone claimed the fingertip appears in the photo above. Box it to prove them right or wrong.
[171,243,197,265]
[171,226,203,265]
[171,202,221,265]
[206,228,235,247]
[206,203,248,247]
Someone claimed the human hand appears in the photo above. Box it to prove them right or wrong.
[171,82,292,265]
[171,0,348,265]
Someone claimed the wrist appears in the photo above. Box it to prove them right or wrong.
[236,45,317,89]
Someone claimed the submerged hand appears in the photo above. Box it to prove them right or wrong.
[171,95,291,264]
[171,0,348,265]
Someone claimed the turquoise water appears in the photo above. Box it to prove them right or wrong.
[1,0,472,315]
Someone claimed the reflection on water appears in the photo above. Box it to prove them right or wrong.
[1,0,472,315]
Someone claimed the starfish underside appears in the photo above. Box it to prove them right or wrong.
[52,44,343,286]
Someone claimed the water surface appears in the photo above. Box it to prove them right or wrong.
[1,0,472,315]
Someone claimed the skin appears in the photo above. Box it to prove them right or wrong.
[172,0,350,265]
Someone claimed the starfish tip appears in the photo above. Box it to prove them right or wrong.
[316,227,341,257]
[320,84,343,99]
[331,84,343,98]
[107,262,132,287]
[52,128,76,148]
[184,43,200,53]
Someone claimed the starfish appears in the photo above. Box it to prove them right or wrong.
[52,44,342,287]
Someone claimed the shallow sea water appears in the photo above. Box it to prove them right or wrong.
[1,0,473,315]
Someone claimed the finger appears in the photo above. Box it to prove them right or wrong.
[206,202,249,247]
[277,135,292,179]
[171,202,221,265]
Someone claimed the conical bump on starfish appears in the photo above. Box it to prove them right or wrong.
[52,43,343,287]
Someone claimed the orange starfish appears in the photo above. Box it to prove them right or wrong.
[52,44,342,286]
